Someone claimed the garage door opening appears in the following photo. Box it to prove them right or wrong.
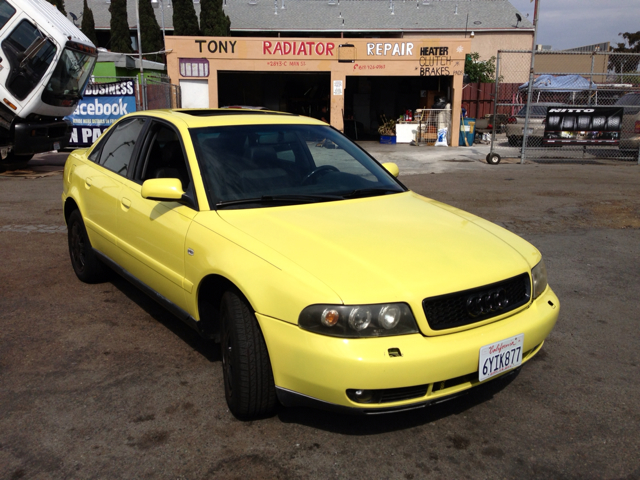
[218,72,330,119]
[343,75,453,140]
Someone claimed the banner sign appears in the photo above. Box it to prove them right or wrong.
[543,107,623,146]
[66,80,137,147]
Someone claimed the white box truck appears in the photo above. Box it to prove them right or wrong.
[0,0,97,171]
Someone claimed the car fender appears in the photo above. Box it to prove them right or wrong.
[185,219,342,324]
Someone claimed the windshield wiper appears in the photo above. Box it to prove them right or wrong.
[216,194,343,209]
[341,187,402,199]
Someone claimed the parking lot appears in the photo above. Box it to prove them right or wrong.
[1,150,639,479]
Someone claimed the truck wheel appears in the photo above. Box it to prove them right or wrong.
[67,210,106,283]
[220,289,277,419]
[486,153,501,165]
[0,153,33,173]
[507,136,520,147]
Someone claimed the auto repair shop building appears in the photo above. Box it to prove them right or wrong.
[65,0,534,141]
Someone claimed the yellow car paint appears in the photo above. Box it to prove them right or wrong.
[62,109,560,414]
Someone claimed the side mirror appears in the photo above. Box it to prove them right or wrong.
[141,178,185,201]
[382,162,399,177]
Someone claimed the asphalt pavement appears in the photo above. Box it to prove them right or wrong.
[0,147,639,479]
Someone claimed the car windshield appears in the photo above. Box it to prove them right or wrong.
[42,46,97,107]
[190,124,405,208]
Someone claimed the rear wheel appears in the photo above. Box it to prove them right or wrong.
[220,290,277,419]
[67,209,106,283]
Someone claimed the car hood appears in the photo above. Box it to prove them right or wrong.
[213,191,537,305]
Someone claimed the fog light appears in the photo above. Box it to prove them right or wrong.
[347,389,377,403]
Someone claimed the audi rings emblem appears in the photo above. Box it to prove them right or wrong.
[466,289,509,318]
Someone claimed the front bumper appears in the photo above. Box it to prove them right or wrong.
[258,286,559,412]
[12,118,72,155]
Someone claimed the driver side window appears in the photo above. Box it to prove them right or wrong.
[98,117,146,177]
[139,123,191,190]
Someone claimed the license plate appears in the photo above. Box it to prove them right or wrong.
[478,334,524,382]
[523,128,534,135]
[53,142,60,150]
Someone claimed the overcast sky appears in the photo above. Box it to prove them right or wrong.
[509,0,639,50]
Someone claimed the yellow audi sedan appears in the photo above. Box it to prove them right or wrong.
[62,109,559,419]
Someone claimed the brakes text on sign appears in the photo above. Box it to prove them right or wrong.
[263,41,335,56]
[367,42,414,56]
[419,46,451,76]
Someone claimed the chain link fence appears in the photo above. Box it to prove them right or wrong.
[488,50,640,164]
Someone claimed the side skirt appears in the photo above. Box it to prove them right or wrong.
[94,249,213,339]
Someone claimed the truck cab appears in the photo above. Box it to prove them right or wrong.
[0,0,96,169]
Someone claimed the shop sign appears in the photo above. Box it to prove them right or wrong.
[66,80,137,147]
[366,42,414,57]
[333,80,343,96]
[543,107,623,146]
[194,40,238,54]
[263,40,335,56]
[418,46,452,76]
[180,58,210,77]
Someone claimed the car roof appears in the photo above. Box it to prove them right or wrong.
[124,109,325,129]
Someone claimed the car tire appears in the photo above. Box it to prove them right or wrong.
[67,209,106,283]
[220,289,277,419]
[486,153,501,165]
[0,153,33,173]
[507,136,521,147]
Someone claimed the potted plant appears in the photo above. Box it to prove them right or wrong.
[378,115,397,144]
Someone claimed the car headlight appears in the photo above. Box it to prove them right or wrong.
[531,259,548,300]
[299,303,419,338]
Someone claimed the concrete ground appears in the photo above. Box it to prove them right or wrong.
[1,148,639,479]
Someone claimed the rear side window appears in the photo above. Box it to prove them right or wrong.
[98,118,146,177]
[0,0,16,31]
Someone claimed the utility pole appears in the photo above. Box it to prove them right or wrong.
[520,0,539,164]
[134,0,146,110]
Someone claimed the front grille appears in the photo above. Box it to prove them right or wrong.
[422,273,531,331]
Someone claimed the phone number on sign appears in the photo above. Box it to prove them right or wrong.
[353,64,386,70]
[267,60,307,67]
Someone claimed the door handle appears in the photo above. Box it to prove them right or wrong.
[121,197,131,210]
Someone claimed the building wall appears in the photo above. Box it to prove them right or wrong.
[92,62,117,78]
[166,36,471,143]
[534,53,609,82]
[404,31,533,61]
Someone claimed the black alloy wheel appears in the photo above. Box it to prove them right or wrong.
[67,210,105,283]
[220,289,277,419]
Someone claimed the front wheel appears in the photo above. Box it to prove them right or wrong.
[220,290,277,419]
[67,209,106,283]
